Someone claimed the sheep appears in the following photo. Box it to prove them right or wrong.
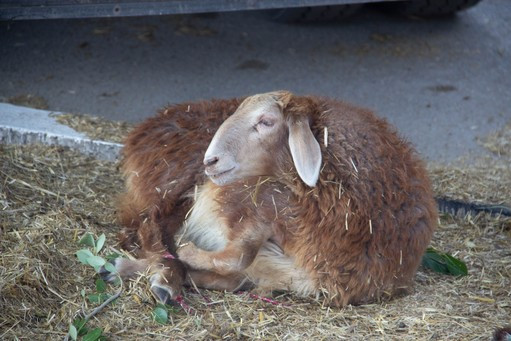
[103,90,437,307]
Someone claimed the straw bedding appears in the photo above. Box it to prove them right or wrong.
[1,117,510,340]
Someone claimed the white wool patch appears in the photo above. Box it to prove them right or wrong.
[178,182,228,251]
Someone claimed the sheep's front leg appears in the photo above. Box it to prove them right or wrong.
[178,229,270,276]
[177,242,257,275]
[185,269,253,292]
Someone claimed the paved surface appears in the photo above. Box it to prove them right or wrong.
[1,1,510,163]
[0,103,122,160]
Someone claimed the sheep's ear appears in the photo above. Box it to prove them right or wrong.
[270,90,293,110]
[288,119,322,187]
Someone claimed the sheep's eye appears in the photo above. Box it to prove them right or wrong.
[258,119,274,127]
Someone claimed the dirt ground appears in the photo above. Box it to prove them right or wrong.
[0,118,510,340]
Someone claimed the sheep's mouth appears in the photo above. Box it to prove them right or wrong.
[206,167,234,179]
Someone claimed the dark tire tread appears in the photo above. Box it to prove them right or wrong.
[394,0,482,17]
[272,4,363,23]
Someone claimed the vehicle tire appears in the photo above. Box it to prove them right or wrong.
[270,4,363,23]
[390,0,482,17]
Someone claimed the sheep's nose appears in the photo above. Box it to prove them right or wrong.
[204,156,219,167]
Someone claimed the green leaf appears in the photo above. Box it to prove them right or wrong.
[76,249,94,265]
[86,255,106,268]
[95,278,107,293]
[87,293,110,304]
[443,253,468,276]
[166,305,180,315]
[422,248,468,276]
[68,324,78,340]
[155,303,167,310]
[78,233,96,248]
[152,306,168,325]
[87,294,100,303]
[82,327,103,341]
[105,252,122,261]
[72,318,88,336]
[80,289,86,297]
[103,261,117,274]
[95,234,106,254]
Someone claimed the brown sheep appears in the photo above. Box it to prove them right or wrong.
[103,91,437,307]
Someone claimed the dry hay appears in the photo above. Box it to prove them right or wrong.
[428,160,511,206]
[52,113,134,144]
[6,94,49,110]
[1,134,511,339]
[0,144,122,339]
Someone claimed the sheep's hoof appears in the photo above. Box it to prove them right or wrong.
[150,273,178,305]
[151,284,175,305]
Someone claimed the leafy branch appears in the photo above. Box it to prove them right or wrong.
[65,233,123,341]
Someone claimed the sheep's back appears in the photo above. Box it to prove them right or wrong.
[286,97,437,306]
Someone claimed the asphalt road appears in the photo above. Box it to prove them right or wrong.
[1,1,510,162]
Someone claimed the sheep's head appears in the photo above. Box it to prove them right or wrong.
[204,91,322,187]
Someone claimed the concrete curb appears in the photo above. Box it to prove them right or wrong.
[0,103,122,161]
